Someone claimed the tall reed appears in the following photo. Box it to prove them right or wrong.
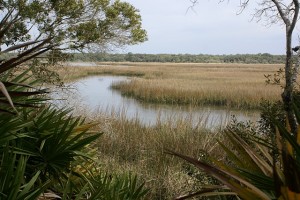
[58,62,282,109]
[53,62,273,198]
[69,106,225,199]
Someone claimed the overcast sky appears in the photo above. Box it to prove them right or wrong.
[122,0,300,55]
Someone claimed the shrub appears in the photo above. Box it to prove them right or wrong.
[168,99,300,200]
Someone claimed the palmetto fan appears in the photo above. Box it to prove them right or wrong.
[0,40,50,114]
[167,100,300,200]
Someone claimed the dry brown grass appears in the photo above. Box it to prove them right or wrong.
[75,107,224,200]
[57,99,225,199]
[58,62,282,109]
[55,62,277,198]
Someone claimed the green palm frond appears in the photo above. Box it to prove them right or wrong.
[167,149,271,200]
[86,172,149,200]
[0,67,48,114]
[169,98,300,199]
[0,53,147,199]
[13,107,102,183]
[0,145,50,200]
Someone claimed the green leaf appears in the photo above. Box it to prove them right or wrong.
[166,149,270,200]
[0,81,18,113]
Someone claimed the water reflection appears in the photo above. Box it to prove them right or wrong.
[54,76,260,128]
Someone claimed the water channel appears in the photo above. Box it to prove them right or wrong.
[53,76,260,129]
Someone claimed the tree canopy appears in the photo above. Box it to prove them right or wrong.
[0,0,147,72]
[66,52,285,64]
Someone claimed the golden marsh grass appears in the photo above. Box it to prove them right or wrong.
[74,108,225,199]
[55,62,278,198]
[58,62,282,109]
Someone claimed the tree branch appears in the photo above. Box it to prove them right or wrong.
[0,38,52,73]
[1,40,43,53]
[289,0,299,34]
[271,0,291,25]
[0,13,20,42]
[0,8,14,28]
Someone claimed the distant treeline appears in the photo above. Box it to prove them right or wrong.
[67,53,285,64]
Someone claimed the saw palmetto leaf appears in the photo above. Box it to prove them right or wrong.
[169,99,300,199]
[0,145,50,199]
[16,107,102,183]
[0,67,48,114]
[0,81,18,113]
[166,149,271,200]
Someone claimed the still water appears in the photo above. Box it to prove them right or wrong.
[54,76,260,128]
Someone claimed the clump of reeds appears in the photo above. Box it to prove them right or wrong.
[56,64,146,82]
[58,62,282,109]
[71,107,224,199]
[53,62,280,198]
[111,77,280,109]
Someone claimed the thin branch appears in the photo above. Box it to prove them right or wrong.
[0,38,52,73]
[0,45,53,75]
[0,8,14,28]
[1,40,43,53]
[0,14,20,42]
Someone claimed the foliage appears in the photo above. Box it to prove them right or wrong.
[85,172,149,200]
[0,0,147,53]
[0,0,147,111]
[48,161,149,200]
[168,98,300,199]
[0,0,147,90]
[22,107,101,183]
[0,146,50,200]
[0,0,149,199]
[258,100,286,135]
[0,101,97,197]
[0,102,149,199]
[0,66,48,114]
[0,65,149,199]
[66,52,285,64]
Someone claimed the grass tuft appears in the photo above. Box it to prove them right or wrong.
[58,62,281,109]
